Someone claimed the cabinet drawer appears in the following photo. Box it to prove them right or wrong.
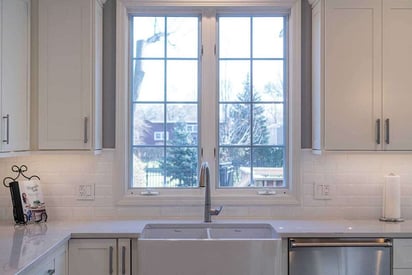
[19,243,67,275]
[394,239,412,268]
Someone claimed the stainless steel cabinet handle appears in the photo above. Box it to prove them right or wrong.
[84,117,88,144]
[122,246,126,275]
[2,114,9,144]
[385,118,390,144]
[47,269,56,275]
[375,119,380,144]
[109,246,114,274]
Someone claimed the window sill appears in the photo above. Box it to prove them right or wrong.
[116,192,300,206]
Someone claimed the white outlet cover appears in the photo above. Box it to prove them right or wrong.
[76,184,95,200]
[313,182,332,200]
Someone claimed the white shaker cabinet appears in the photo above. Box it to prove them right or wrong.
[68,239,131,275]
[310,0,412,151]
[0,0,30,153]
[37,0,103,151]
[382,0,412,150]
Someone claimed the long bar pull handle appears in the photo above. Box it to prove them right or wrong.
[2,114,9,144]
[376,119,381,145]
[109,246,114,274]
[290,239,392,248]
[122,246,126,275]
[84,117,88,144]
[385,118,390,144]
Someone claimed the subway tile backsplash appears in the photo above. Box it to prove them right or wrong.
[1,149,412,221]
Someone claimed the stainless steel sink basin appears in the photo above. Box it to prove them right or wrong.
[140,223,278,239]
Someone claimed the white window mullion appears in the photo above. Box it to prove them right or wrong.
[200,9,218,192]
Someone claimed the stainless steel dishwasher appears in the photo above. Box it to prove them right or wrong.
[289,238,392,275]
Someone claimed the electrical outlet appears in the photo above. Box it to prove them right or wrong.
[314,182,331,200]
[76,184,95,200]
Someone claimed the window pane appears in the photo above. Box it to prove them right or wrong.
[132,103,164,146]
[218,15,286,189]
[167,17,198,58]
[219,17,250,58]
[131,15,200,189]
[133,17,165,58]
[253,103,283,146]
[219,147,251,187]
[252,60,284,102]
[166,104,198,146]
[132,60,164,102]
[252,147,284,167]
[219,103,251,146]
[166,147,198,187]
[132,147,165,188]
[252,147,284,188]
[219,60,250,102]
[167,60,198,102]
[252,17,284,58]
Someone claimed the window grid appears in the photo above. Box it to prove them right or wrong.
[130,16,200,188]
[218,15,287,189]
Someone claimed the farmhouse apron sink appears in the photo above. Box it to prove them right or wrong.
[137,223,282,275]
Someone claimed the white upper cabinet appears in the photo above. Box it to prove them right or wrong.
[382,0,412,150]
[0,0,30,152]
[37,0,103,150]
[311,0,412,151]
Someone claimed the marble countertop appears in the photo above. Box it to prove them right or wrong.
[3,219,412,274]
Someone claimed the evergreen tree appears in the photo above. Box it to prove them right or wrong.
[226,74,278,167]
[161,122,197,187]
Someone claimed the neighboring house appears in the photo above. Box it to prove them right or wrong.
[141,120,198,145]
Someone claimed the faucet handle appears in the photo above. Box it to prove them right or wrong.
[210,206,223,216]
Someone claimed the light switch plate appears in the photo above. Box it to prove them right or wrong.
[76,184,95,200]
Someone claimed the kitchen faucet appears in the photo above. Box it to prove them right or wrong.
[199,162,223,222]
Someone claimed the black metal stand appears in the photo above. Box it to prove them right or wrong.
[3,165,40,187]
[3,165,46,225]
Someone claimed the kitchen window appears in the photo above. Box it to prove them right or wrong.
[115,0,301,204]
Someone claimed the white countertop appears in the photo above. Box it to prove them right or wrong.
[3,219,412,274]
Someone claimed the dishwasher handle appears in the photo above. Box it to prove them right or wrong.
[289,239,392,248]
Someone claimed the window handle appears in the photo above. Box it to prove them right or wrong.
[140,189,159,196]
[258,190,277,195]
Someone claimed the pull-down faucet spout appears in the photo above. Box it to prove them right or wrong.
[199,162,223,222]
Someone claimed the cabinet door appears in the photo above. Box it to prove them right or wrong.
[1,0,30,152]
[323,0,382,150]
[38,0,92,150]
[382,0,412,150]
[69,239,117,275]
[118,239,131,275]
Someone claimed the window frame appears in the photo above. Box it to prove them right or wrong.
[114,0,302,206]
